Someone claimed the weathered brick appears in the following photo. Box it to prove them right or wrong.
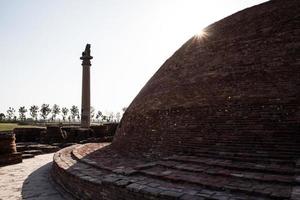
[50,1,300,200]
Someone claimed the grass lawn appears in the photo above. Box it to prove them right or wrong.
[0,123,38,131]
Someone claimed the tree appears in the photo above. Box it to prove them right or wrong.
[90,106,95,122]
[96,111,102,122]
[70,105,79,122]
[101,115,107,122]
[6,107,15,121]
[0,113,5,121]
[108,112,114,122]
[61,107,69,122]
[51,104,60,121]
[40,104,51,121]
[116,112,121,122]
[29,105,39,121]
[18,106,27,121]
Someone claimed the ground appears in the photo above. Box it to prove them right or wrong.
[0,123,38,132]
[0,153,66,200]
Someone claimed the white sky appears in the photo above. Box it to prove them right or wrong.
[0,0,268,115]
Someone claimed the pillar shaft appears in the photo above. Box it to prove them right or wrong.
[81,64,90,128]
[80,44,93,128]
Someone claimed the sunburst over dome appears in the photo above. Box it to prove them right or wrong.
[112,0,300,159]
[195,28,208,39]
[52,1,300,199]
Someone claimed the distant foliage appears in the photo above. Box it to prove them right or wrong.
[96,111,102,122]
[108,112,114,122]
[18,106,27,121]
[0,104,128,123]
[70,105,79,121]
[40,104,51,120]
[61,107,69,122]
[102,115,107,122]
[51,104,61,121]
[0,113,5,121]
[29,105,39,121]
[6,107,15,120]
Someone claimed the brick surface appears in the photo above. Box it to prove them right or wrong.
[112,0,300,160]
[52,143,299,199]
[51,0,300,199]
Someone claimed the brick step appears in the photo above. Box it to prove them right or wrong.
[199,149,297,160]
[16,143,60,152]
[181,119,298,124]
[180,133,299,138]
[181,128,298,133]
[138,165,292,199]
[70,150,115,173]
[186,129,298,133]
[194,152,295,165]
[69,143,143,174]
[181,122,298,128]
[153,160,294,184]
[182,139,300,147]
[177,147,298,162]
[23,149,43,155]
[52,145,268,200]
[182,120,298,125]
[186,144,300,156]
[179,141,300,154]
[22,153,35,159]
[180,143,300,151]
[193,145,300,156]
[198,142,300,152]
[200,137,300,141]
[164,155,295,175]
[179,130,298,136]
[183,139,300,148]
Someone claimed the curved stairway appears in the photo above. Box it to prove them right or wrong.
[51,142,300,200]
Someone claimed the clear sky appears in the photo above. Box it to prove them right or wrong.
[0,0,267,116]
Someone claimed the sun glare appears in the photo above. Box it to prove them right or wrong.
[195,29,208,39]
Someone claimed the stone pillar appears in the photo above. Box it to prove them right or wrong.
[80,44,93,128]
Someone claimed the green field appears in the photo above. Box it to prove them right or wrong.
[0,123,38,131]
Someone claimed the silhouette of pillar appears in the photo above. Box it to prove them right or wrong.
[80,44,93,128]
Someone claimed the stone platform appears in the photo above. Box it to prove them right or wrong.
[52,143,300,200]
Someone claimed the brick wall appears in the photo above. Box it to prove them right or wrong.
[113,0,300,159]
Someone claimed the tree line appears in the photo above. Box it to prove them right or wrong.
[0,104,127,123]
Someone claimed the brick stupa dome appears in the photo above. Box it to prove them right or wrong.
[112,0,300,159]
[52,1,300,199]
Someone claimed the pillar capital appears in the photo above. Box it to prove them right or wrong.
[80,44,93,66]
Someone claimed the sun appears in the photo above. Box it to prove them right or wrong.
[195,29,208,39]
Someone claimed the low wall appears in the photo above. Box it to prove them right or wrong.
[14,127,46,142]
[42,126,94,144]
[0,131,22,166]
[12,124,119,145]
[91,123,118,138]
[62,127,94,143]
